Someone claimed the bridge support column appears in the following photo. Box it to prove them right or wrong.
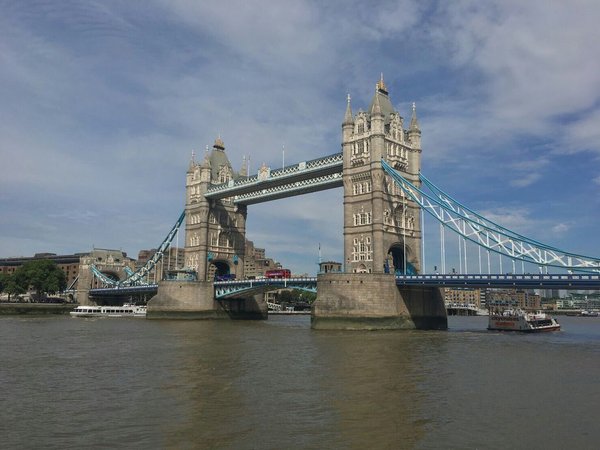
[147,280,267,319]
[312,273,447,330]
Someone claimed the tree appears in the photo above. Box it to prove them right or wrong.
[18,260,67,300]
[2,273,26,301]
[0,272,8,293]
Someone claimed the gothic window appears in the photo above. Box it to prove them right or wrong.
[218,232,228,248]
[356,264,368,273]
[394,205,406,228]
[210,232,218,247]
[218,166,231,184]
[351,235,373,262]
[190,233,200,247]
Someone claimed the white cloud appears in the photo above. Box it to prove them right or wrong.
[551,223,570,235]
[1,0,599,271]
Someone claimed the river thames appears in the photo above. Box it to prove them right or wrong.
[1,314,598,449]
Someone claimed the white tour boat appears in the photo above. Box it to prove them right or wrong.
[70,303,147,318]
[488,309,560,332]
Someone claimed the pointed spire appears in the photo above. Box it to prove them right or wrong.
[203,145,211,167]
[371,89,383,116]
[343,93,354,125]
[213,136,225,150]
[240,155,247,177]
[376,73,388,94]
[188,149,196,171]
[409,102,420,131]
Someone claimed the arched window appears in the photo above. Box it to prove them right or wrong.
[218,232,228,247]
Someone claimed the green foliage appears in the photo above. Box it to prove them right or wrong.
[0,272,8,292]
[277,289,317,304]
[1,272,26,298]
[17,259,67,297]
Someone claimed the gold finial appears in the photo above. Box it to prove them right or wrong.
[377,73,387,92]
[214,136,225,149]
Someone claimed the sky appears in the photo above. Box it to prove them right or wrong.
[1,0,600,275]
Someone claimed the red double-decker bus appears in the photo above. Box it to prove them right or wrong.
[265,269,291,279]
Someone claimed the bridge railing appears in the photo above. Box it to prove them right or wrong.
[396,273,600,289]
[205,152,343,197]
[382,160,600,273]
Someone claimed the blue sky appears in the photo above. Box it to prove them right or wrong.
[1,0,599,275]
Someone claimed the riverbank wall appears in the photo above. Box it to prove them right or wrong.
[0,303,77,315]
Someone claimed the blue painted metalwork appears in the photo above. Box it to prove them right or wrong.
[205,153,343,204]
[89,210,186,287]
[382,160,600,273]
[396,273,600,289]
[214,277,317,299]
[90,284,158,297]
[90,264,119,287]
[120,210,186,286]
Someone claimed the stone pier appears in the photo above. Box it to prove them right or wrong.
[311,273,447,330]
[147,280,267,320]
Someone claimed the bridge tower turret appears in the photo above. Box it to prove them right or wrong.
[184,138,247,281]
[341,75,422,275]
[407,102,421,174]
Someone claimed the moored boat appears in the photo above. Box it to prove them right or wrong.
[70,303,146,318]
[488,309,560,332]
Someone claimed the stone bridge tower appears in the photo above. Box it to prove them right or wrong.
[76,248,136,305]
[184,138,247,281]
[313,77,445,331]
[342,75,422,275]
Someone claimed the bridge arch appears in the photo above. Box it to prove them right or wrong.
[356,263,369,274]
[101,271,121,282]
[387,242,417,275]
[210,260,231,279]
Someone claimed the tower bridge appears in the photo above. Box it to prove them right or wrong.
[82,75,600,329]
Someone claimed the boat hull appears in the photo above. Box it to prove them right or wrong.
[488,310,560,332]
[70,304,146,318]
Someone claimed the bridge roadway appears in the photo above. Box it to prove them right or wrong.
[88,273,600,299]
[395,273,600,289]
[88,278,318,299]
[204,152,343,204]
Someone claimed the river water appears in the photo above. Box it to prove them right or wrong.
[1,314,598,449]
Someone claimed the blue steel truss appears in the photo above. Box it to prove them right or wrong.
[89,211,186,287]
[381,160,600,273]
[214,278,317,299]
[205,152,343,204]
[396,273,600,289]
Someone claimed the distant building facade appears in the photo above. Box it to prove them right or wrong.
[0,253,86,288]
[244,239,281,278]
[486,289,541,310]
[442,287,482,308]
[136,247,186,282]
[319,261,342,273]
